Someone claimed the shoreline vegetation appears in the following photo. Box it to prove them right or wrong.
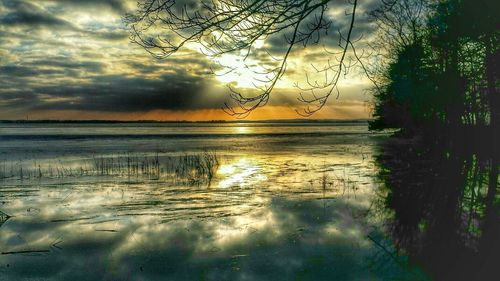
[368,0,498,139]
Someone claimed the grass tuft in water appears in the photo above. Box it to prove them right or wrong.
[0,150,219,185]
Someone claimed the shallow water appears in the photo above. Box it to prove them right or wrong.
[0,123,427,280]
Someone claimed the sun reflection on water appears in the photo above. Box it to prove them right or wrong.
[235,126,250,134]
[217,158,267,188]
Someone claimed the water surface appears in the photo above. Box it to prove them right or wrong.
[0,122,463,280]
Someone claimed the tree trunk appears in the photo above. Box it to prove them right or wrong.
[485,38,499,134]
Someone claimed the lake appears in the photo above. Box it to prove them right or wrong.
[0,122,497,280]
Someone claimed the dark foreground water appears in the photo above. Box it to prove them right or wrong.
[0,122,497,280]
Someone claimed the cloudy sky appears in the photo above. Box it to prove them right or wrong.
[0,0,377,120]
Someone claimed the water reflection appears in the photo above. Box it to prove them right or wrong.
[375,136,499,280]
[0,139,419,281]
[0,196,415,281]
[234,126,250,134]
[217,158,267,188]
[2,123,496,280]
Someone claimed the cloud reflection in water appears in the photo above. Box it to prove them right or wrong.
[0,131,421,280]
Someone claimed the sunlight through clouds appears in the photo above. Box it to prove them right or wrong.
[0,0,375,120]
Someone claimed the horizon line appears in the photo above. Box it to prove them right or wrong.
[0,118,371,123]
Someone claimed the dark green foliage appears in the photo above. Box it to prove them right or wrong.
[369,0,499,133]
[370,42,437,130]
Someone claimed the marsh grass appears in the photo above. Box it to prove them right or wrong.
[0,151,219,185]
[317,164,360,197]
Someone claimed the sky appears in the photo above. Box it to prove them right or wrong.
[0,0,378,121]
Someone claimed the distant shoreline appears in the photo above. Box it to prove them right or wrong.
[0,119,370,124]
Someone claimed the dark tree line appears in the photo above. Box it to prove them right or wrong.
[369,0,499,135]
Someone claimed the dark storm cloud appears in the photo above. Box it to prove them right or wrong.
[0,0,224,116]
[262,0,378,56]
[0,0,76,29]
[0,58,106,79]
[0,59,224,113]
[0,0,128,41]
[0,65,41,76]
[44,0,129,13]
[33,59,106,72]
[0,10,69,27]
[90,29,129,41]
[29,72,224,112]
[0,0,223,116]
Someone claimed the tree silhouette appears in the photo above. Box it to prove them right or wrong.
[369,0,499,134]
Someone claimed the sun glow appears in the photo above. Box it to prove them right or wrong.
[213,54,270,88]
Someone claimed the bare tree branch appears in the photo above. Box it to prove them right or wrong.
[126,0,359,118]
